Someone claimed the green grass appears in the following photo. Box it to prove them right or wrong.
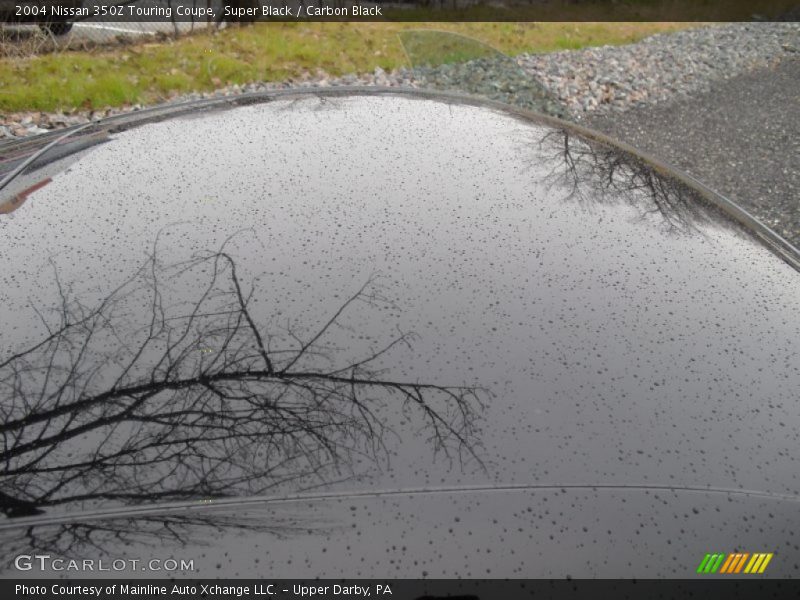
[0,22,695,113]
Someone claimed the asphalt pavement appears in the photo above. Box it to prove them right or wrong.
[585,58,800,250]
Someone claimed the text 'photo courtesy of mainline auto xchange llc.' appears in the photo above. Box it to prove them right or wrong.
[13,584,392,598]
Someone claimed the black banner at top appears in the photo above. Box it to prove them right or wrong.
[6,0,800,23]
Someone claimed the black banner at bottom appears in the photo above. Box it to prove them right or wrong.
[4,580,800,600]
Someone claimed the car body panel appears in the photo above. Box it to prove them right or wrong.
[0,90,798,577]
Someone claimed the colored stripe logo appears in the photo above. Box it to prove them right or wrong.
[696,553,773,574]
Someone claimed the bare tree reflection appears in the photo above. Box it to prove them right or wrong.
[1,511,326,564]
[0,240,483,521]
[537,129,715,234]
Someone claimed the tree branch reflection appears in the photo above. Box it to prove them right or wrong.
[2,511,324,565]
[0,243,483,524]
[537,129,716,234]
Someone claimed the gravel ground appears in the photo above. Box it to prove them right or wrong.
[2,22,798,245]
[518,22,799,116]
[586,58,800,249]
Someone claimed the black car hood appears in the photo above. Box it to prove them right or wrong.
[0,90,798,577]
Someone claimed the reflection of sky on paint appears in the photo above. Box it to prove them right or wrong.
[1,94,798,520]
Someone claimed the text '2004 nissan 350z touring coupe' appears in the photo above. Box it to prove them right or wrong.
[0,88,798,581]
